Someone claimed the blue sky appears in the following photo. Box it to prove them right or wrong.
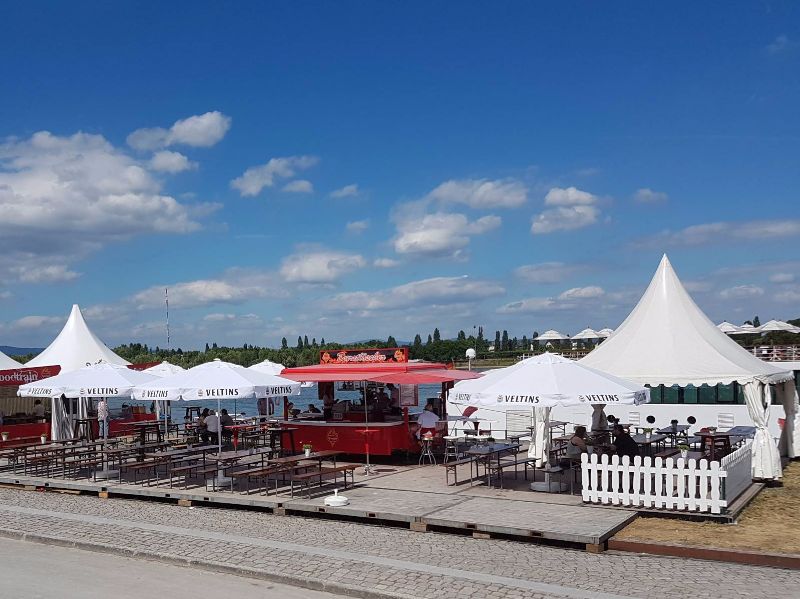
[1,2,799,349]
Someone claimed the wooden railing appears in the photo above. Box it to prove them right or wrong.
[746,345,800,362]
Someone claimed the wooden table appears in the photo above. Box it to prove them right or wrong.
[696,431,732,461]
[465,443,520,487]
[631,433,667,457]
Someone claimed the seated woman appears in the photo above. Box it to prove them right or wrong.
[307,403,321,414]
[563,426,590,464]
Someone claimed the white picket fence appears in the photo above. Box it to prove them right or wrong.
[581,442,753,514]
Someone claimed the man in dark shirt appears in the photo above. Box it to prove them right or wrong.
[612,425,640,460]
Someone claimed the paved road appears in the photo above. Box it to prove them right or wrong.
[0,487,797,599]
[0,537,343,599]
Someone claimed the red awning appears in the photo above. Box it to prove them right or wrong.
[366,370,481,385]
[280,361,477,384]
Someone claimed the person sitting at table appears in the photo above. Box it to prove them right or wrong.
[611,424,639,460]
[198,408,210,443]
[205,410,220,444]
[563,426,589,463]
[416,403,440,442]
[219,409,234,444]
[32,399,45,420]
[307,403,321,414]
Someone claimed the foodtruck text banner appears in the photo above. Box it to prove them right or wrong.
[0,365,61,387]
[320,347,408,364]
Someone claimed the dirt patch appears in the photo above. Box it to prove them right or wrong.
[614,461,800,555]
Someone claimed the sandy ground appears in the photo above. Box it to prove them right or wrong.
[615,461,800,555]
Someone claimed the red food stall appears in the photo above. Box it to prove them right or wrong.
[280,348,480,456]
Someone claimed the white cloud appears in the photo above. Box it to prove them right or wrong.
[280,251,366,284]
[766,35,796,55]
[132,268,287,309]
[719,285,765,300]
[514,262,582,284]
[543,186,598,206]
[330,184,359,198]
[531,205,599,234]
[531,187,601,234]
[426,178,528,209]
[346,220,369,234]
[496,297,563,314]
[11,264,80,284]
[127,111,231,150]
[327,276,505,313]
[373,258,400,268]
[282,179,314,194]
[11,315,63,329]
[392,208,501,257]
[683,280,714,293]
[0,130,217,284]
[633,188,668,204]
[642,220,800,248]
[769,273,796,284]
[149,150,197,173]
[558,286,605,300]
[231,156,318,197]
[775,288,800,303]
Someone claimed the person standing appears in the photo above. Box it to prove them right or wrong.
[97,398,109,438]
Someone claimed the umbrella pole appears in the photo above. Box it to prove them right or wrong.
[215,397,229,488]
[364,381,373,475]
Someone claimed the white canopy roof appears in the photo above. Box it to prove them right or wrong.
[536,330,570,341]
[142,361,186,377]
[18,362,156,398]
[131,359,302,402]
[26,304,129,373]
[737,323,762,335]
[717,321,748,335]
[759,319,800,333]
[571,328,601,340]
[0,350,23,370]
[596,328,614,338]
[581,255,793,386]
[451,352,649,407]
[248,358,286,375]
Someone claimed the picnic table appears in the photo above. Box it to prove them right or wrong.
[631,433,667,456]
[465,442,521,487]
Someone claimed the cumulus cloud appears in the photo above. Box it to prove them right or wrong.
[558,286,605,300]
[231,155,318,197]
[373,258,400,268]
[330,184,359,198]
[766,35,797,55]
[282,179,314,194]
[633,188,668,204]
[719,285,765,300]
[346,220,369,234]
[279,251,366,284]
[0,130,217,284]
[531,187,601,234]
[132,268,287,309]
[149,150,197,173]
[514,262,582,284]
[11,315,63,329]
[392,208,501,257]
[11,264,80,284]
[426,178,528,209]
[769,273,795,284]
[127,111,231,150]
[640,220,800,248]
[326,276,505,313]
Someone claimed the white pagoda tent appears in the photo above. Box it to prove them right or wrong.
[0,350,23,370]
[26,304,129,373]
[581,255,796,480]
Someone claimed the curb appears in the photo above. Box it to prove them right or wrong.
[0,528,412,599]
[608,538,800,570]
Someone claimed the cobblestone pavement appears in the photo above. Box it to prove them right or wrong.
[0,488,796,599]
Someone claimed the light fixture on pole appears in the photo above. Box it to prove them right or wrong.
[465,348,476,371]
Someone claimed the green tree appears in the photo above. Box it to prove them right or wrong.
[387,335,397,347]
[494,330,501,350]
[522,335,529,350]
[204,342,209,352]
[753,316,761,328]
[281,337,288,350]
[413,334,422,348]
[427,334,433,345]
[457,330,466,341]
[433,328,441,342]
[320,337,325,346]
[296,336,303,350]
[303,335,309,348]
[501,330,509,351]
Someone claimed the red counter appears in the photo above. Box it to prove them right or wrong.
[0,414,155,444]
[286,420,416,456]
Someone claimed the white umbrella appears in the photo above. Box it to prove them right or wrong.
[142,362,186,440]
[596,328,614,338]
[248,358,285,375]
[18,362,158,444]
[450,353,649,468]
[717,321,744,335]
[571,328,601,340]
[737,323,762,335]
[758,319,800,333]
[536,330,570,341]
[131,359,302,485]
